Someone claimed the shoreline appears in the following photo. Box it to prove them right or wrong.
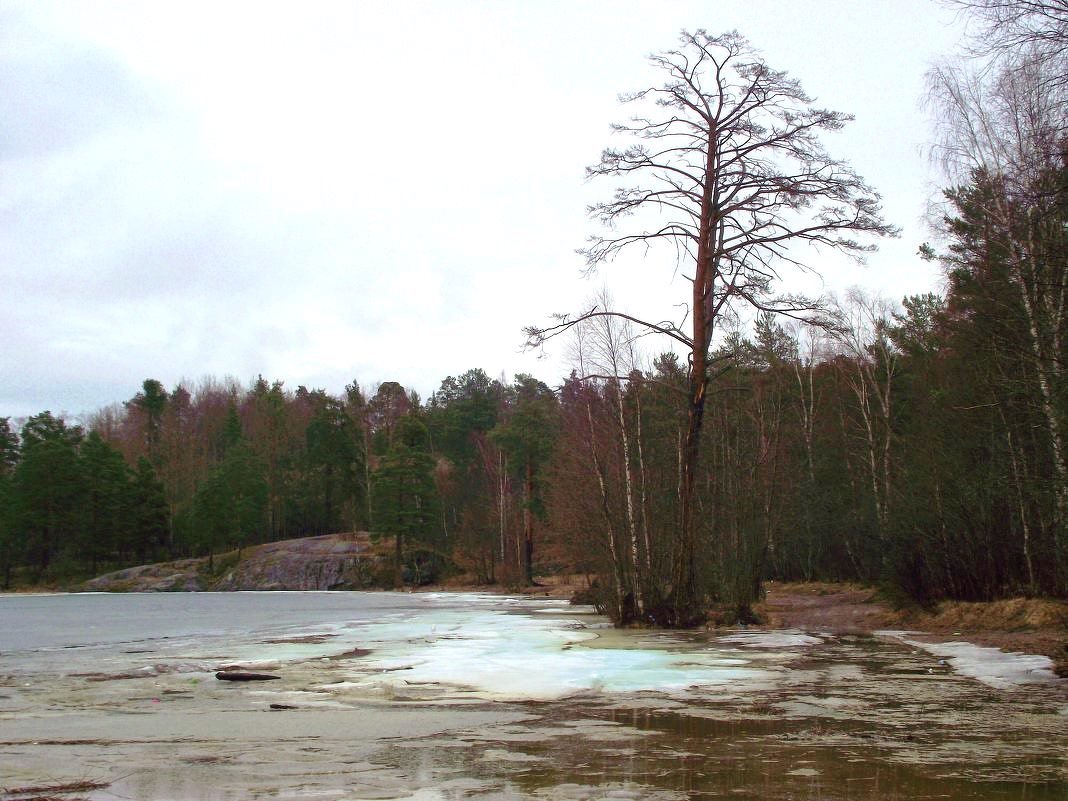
[759,581,1068,675]
[2,590,1064,800]
[9,562,1066,674]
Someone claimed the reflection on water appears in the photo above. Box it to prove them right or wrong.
[0,592,1063,801]
[378,652,1066,801]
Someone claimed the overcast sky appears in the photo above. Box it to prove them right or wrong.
[1,0,967,421]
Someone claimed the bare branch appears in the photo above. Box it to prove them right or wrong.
[524,307,693,352]
[945,0,1068,86]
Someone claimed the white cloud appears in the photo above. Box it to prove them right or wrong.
[1,0,966,418]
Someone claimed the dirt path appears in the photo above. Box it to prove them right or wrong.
[760,582,889,633]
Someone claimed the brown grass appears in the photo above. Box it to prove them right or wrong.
[912,597,1068,631]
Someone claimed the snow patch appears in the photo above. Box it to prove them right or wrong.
[878,631,1059,689]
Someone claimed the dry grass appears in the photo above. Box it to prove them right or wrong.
[767,580,875,597]
[920,597,1068,631]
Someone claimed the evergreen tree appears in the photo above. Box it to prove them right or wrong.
[126,378,169,461]
[0,418,17,475]
[14,413,85,580]
[370,416,441,586]
[301,393,366,535]
[368,382,411,455]
[0,472,15,588]
[491,376,558,584]
[80,431,131,571]
[248,377,296,540]
[192,410,267,567]
[128,457,170,563]
[0,418,18,587]
[428,369,501,469]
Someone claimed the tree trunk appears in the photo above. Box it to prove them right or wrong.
[498,451,507,567]
[672,373,707,626]
[523,456,534,585]
[634,389,653,577]
[670,128,719,628]
[394,485,404,588]
[613,381,643,614]
[586,398,624,620]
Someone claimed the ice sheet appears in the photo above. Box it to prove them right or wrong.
[335,602,771,701]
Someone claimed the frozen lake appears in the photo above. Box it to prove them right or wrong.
[0,591,1065,800]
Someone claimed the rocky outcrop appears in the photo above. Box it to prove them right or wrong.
[82,533,382,592]
[81,558,205,592]
[210,533,376,591]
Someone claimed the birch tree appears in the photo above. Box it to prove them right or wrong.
[828,289,899,541]
[947,0,1068,85]
[573,292,647,616]
[928,25,1067,586]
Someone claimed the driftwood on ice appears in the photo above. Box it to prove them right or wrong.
[215,671,281,682]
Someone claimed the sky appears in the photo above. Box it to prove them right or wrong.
[1,0,968,421]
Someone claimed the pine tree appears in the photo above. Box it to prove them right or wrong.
[0,418,19,587]
[129,457,170,564]
[14,413,85,580]
[490,376,558,584]
[80,431,131,571]
[193,408,267,568]
[370,416,441,586]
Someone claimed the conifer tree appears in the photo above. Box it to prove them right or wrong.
[80,431,130,571]
[370,416,440,586]
[15,413,85,580]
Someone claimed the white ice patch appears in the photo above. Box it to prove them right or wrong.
[878,631,1060,689]
[374,791,447,801]
[718,630,823,648]
[534,605,598,615]
[345,602,769,701]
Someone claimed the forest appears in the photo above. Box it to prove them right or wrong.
[1,2,1065,624]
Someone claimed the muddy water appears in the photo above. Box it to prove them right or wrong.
[0,592,1064,801]
[356,633,1066,800]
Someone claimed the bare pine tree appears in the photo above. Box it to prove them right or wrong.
[527,30,894,625]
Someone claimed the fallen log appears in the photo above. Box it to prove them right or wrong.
[215,671,281,682]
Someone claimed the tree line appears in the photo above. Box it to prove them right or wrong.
[1,3,1064,622]
[1,261,1065,610]
[0,372,558,590]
